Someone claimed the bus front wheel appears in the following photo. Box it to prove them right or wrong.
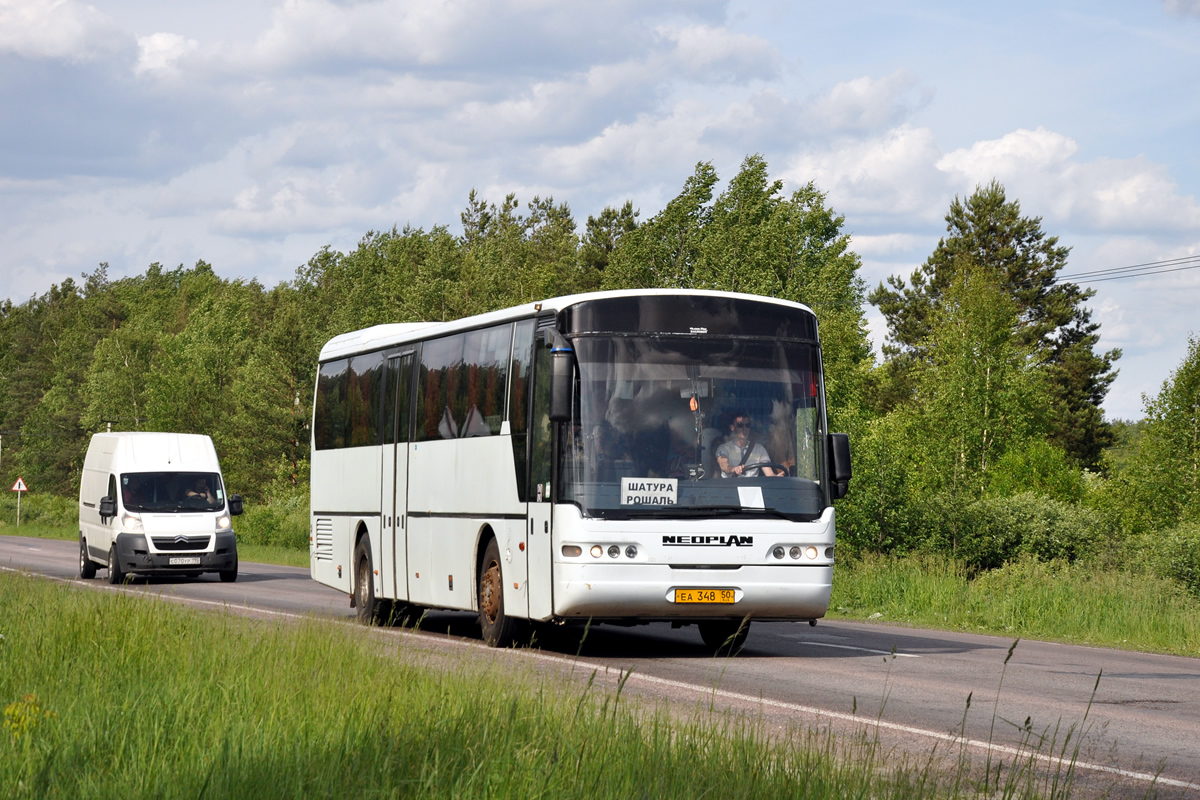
[698,619,750,654]
[478,538,517,647]
[354,539,382,625]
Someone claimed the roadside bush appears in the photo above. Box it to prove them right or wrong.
[0,493,76,530]
[986,439,1084,503]
[956,492,1105,573]
[235,482,308,549]
[1149,521,1200,599]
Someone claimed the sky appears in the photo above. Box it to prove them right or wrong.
[1,0,1198,420]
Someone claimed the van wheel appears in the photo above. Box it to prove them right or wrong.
[107,545,125,585]
[354,540,381,625]
[79,538,97,580]
[478,538,517,647]
[219,560,238,583]
[698,619,751,654]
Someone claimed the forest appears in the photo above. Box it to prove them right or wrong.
[2,155,1198,597]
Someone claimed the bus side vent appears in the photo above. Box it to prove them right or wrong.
[314,518,334,561]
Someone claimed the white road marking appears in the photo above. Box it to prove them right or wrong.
[2,562,1192,791]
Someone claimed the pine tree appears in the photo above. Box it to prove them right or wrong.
[869,181,1119,467]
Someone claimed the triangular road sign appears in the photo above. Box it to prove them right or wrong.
[11,477,28,492]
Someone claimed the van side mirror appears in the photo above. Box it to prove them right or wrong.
[99,495,116,519]
[546,330,575,423]
[828,433,852,500]
[228,494,244,516]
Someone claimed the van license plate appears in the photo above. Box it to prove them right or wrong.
[674,588,735,604]
[169,557,201,566]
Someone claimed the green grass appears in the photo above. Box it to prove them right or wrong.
[830,551,1200,656]
[0,572,1001,799]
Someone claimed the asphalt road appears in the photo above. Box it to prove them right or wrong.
[3,533,1197,796]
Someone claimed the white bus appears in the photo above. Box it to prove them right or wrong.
[309,289,852,649]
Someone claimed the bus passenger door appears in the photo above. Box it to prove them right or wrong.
[381,352,413,602]
[526,328,555,620]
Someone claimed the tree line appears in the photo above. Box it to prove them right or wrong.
[1,155,1197,586]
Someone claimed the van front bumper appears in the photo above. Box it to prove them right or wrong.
[115,532,237,575]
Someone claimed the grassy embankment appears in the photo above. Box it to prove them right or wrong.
[4,491,1199,656]
[0,571,1092,799]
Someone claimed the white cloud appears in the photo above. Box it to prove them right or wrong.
[786,125,950,219]
[0,0,127,61]
[136,32,199,76]
[1163,0,1200,17]
[810,71,931,134]
[658,23,779,82]
[938,127,1200,233]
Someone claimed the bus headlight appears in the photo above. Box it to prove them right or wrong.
[806,546,819,560]
[590,545,603,558]
[789,546,801,559]
[607,545,620,558]
[772,546,785,559]
[625,545,638,559]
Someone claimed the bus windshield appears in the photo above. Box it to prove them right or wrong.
[560,335,826,520]
[121,472,225,513]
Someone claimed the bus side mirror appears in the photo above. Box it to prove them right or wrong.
[229,494,244,516]
[547,330,575,423]
[828,433,852,499]
[99,495,116,519]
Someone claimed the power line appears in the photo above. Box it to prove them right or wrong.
[1056,254,1200,284]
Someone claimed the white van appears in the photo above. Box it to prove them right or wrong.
[78,432,243,583]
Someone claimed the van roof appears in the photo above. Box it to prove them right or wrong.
[84,432,222,473]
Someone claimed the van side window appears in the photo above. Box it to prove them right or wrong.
[107,474,117,500]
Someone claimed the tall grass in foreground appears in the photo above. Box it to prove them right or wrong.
[0,573,1088,799]
[832,552,1200,655]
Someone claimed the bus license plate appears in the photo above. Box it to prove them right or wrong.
[169,557,201,566]
[675,588,735,604]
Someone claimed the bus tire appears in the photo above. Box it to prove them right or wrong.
[478,538,517,647]
[698,619,750,654]
[107,545,124,585]
[354,539,381,625]
[79,537,97,580]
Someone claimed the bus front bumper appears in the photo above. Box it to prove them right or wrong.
[552,562,832,621]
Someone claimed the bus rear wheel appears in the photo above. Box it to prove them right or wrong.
[698,619,750,654]
[478,539,517,647]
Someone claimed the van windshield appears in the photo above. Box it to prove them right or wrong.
[121,472,225,513]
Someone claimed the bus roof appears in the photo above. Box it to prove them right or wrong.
[318,288,816,361]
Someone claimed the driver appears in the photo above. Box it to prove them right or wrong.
[185,476,217,504]
[716,413,782,478]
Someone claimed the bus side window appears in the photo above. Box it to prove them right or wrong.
[314,358,350,450]
[529,327,554,501]
[417,334,466,440]
[509,319,535,502]
[348,350,385,447]
[384,353,413,444]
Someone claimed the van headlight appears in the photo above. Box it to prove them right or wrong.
[121,512,143,532]
[216,514,231,531]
